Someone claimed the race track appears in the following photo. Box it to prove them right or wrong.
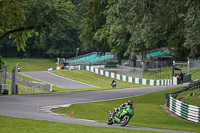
[0,71,192,133]
[20,71,98,89]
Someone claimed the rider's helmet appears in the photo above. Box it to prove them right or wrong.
[127,100,133,105]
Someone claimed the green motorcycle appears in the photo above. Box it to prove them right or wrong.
[107,106,134,126]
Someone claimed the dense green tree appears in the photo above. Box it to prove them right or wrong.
[127,0,200,60]
[0,0,75,51]
[79,0,110,52]
[37,26,81,58]
[183,0,200,59]
[95,0,200,63]
[94,0,151,64]
[35,0,85,58]
[0,0,27,50]
[1,0,200,60]
[93,0,130,64]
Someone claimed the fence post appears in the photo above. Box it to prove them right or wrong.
[11,63,19,95]
[57,58,59,67]
[165,93,169,107]
[187,57,190,75]
[16,84,19,94]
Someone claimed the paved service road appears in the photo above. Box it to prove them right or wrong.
[0,83,192,133]
[20,71,98,89]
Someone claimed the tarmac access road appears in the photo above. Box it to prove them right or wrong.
[20,71,98,89]
[0,81,192,133]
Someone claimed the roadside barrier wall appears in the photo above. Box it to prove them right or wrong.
[169,96,200,123]
[6,73,52,92]
[165,79,200,123]
[48,65,174,86]
[86,66,172,86]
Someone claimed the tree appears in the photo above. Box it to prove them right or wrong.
[94,0,153,65]
[79,0,110,52]
[0,56,4,70]
[99,0,200,64]
[183,0,200,59]
[37,26,82,58]
[0,0,75,51]
[93,0,130,64]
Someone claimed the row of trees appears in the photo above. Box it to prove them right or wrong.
[80,0,200,64]
[0,0,200,63]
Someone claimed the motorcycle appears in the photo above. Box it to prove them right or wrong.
[111,82,116,88]
[107,106,134,126]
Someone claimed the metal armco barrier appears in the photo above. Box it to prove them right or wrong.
[165,79,200,123]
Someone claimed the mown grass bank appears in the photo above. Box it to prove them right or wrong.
[5,69,148,94]
[52,70,147,92]
[3,59,56,73]
[52,87,200,133]
[177,88,200,106]
[0,116,156,133]
[3,58,148,94]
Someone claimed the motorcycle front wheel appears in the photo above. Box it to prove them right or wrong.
[107,117,113,125]
[120,115,130,126]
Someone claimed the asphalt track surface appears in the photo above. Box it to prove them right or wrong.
[20,71,98,89]
[0,71,193,133]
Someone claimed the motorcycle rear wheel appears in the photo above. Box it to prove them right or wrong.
[120,115,130,126]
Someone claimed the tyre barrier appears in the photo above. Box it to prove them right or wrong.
[170,96,200,123]
[166,79,200,123]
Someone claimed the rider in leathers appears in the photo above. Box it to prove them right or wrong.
[114,100,133,119]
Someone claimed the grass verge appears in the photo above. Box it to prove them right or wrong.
[6,69,148,94]
[51,70,148,91]
[52,87,200,133]
[3,59,56,73]
[0,116,156,133]
[177,88,200,106]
